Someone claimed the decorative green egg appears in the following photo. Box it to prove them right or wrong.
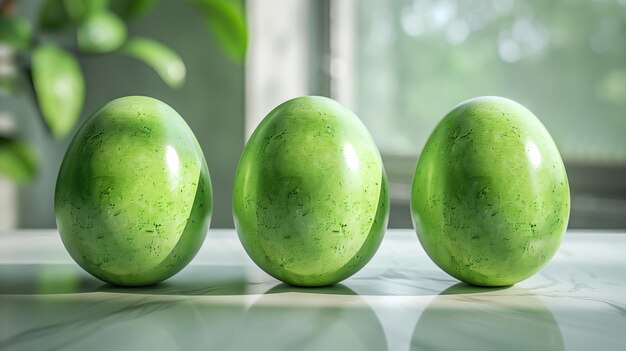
[411,96,570,286]
[55,96,212,286]
[233,96,389,287]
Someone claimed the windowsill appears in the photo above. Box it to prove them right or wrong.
[382,154,626,229]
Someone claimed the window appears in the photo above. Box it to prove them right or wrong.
[351,0,626,229]
[354,0,626,163]
[247,0,626,228]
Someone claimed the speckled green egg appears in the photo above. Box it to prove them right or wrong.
[411,96,570,287]
[233,96,389,287]
[55,96,212,286]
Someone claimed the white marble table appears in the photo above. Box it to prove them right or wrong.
[0,229,624,351]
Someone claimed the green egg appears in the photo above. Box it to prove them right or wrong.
[411,96,570,287]
[55,96,212,286]
[233,96,389,287]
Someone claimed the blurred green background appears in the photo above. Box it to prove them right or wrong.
[1,0,625,230]
[1,0,244,228]
[358,0,626,162]
[354,0,626,229]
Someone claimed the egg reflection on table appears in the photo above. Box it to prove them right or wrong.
[232,284,388,351]
[411,284,564,351]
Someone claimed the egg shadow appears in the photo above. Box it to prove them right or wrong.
[0,261,464,298]
[0,263,257,296]
[97,265,256,296]
[436,282,512,295]
[410,283,564,351]
[0,263,103,295]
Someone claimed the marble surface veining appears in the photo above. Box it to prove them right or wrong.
[0,229,624,351]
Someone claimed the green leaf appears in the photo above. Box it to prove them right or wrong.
[0,136,38,183]
[188,0,247,63]
[122,37,186,89]
[39,0,71,30]
[31,44,85,138]
[110,0,159,19]
[64,0,109,22]
[39,0,109,30]
[0,15,32,51]
[77,11,127,53]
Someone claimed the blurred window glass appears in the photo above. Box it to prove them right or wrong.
[346,0,626,228]
[355,0,626,163]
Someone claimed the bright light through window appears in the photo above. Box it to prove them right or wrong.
[355,0,626,164]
